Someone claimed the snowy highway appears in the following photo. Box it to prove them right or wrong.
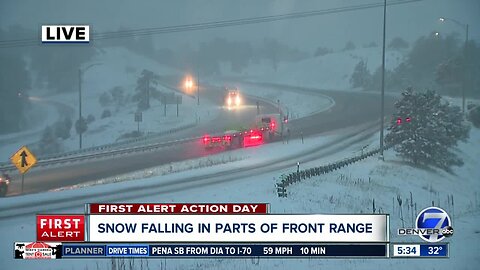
[4,85,394,197]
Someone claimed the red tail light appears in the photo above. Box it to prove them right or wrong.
[212,137,222,143]
[406,117,411,123]
[203,135,210,144]
[396,118,402,125]
[270,122,275,129]
[243,131,263,147]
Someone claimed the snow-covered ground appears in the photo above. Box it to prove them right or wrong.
[1,124,478,269]
[0,47,219,162]
[218,47,406,90]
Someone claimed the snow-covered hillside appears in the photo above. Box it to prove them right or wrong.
[219,47,406,90]
[0,47,219,161]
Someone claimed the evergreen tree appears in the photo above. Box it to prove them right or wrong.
[388,37,409,50]
[110,86,126,107]
[133,69,161,110]
[385,88,470,171]
[343,41,356,51]
[314,46,332,57]
[468,106,480,128]
[98,92,112,107]
[350,60,370,88]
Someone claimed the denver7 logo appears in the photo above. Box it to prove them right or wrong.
[416,207,452,242]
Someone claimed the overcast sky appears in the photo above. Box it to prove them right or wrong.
[1,0,479,52]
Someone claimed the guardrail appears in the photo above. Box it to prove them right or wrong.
[276,144,392,197]
[0,88,292,172]
[0,123,197,171]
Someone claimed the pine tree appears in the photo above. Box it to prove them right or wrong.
[350,60,370,88]
[385,88,470,170]
[133,69,161,110]
[388,37,409,50]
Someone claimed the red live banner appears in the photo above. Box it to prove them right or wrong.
[36,214,85,242]
[89,203,269,214]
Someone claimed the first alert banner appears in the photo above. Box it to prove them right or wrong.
[88,214,388,243]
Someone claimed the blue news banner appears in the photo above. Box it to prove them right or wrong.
[60,243,387,258]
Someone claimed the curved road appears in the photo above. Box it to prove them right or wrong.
[5,84,394,196]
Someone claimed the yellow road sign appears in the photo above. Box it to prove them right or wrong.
[10,146,37,174]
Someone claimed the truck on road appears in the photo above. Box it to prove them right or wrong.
[202,114,287,150]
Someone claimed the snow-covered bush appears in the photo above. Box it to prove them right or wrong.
[98,92,112,107]
[53,117,72,140]
[86,114,95,124]
[39,126,63,155]
[388,37,409,50]
[101,109,112,119]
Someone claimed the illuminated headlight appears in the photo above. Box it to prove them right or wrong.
[235,96,240,106]
[227,97,232,106]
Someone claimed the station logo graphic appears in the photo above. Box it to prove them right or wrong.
[14,242,62,259]
[398,206,453,242]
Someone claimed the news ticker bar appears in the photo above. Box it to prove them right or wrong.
[55,243,389,258]
[14,242,449,259]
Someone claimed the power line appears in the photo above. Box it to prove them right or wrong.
[0,0,421,48]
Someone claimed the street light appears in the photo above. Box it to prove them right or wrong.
[78,63,102,149]
[185,77,193,89]
[184,75,199,106]
[438,16,469,112]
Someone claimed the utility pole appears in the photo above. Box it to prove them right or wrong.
[78,63,102,150]
[197,70,200,106]
[78,69,83,149]
[439,17,470,112]
[463,24,469,113]
[176,96,179,117]
[379,0,386,161]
